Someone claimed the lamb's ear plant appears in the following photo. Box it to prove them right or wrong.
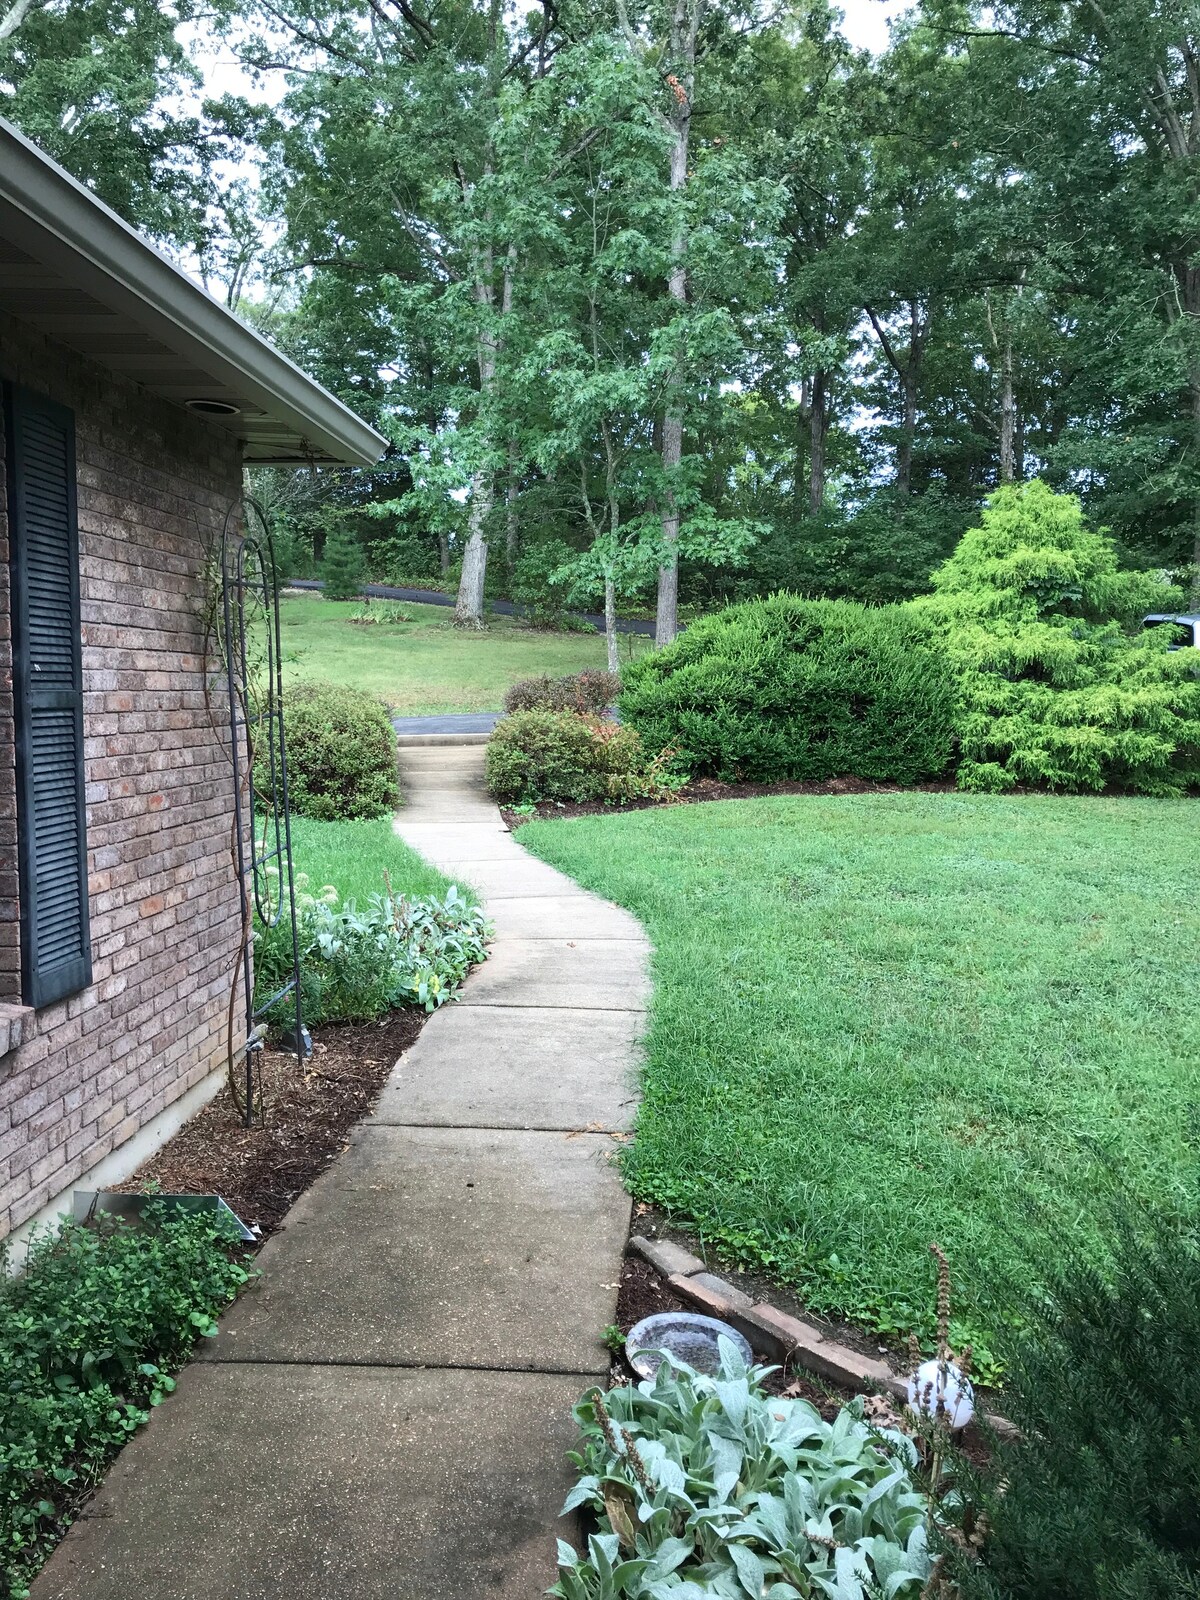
[254,875,490,1024]
[552,1338,936,1600]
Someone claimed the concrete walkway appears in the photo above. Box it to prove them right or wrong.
[32,746,648,1600]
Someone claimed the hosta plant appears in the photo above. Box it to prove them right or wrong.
[553,1338,934,1599]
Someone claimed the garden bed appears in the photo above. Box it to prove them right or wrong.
[501,771,955,827]
[611,1250,841,1415]
[117,1008,425,1240]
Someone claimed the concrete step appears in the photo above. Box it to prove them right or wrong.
[396,732,490,747]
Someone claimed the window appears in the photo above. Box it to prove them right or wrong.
[3,384,91,1007]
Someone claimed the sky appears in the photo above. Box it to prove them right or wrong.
[838,0,909,52]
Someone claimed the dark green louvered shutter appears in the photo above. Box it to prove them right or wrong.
[4,384,91,1007]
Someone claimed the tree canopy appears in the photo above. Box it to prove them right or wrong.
[6,0,1199,634]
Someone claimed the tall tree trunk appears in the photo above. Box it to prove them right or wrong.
[656,107,690,649]
[438,532,449,578]
[809,372,827,516]
[865,302,925,500]
[505,448,519,586]
[897,365,916,498]
[454,262,498,627]
[794,377,810,511]
[456,467,493,625]
[605,474,622,673]
[998,321,1016,484]
[1191,369,1200,604]
[454,9,505,629]
[502,253,518,588]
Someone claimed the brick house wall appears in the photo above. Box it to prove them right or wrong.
[0,308,245,1241]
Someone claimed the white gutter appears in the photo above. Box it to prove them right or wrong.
[0,118,387,467]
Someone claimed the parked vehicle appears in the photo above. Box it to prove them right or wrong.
[1143,613,1200,649]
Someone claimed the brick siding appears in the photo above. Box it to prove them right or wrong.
[0,310,245,1239]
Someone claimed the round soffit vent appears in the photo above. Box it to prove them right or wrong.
[185,398,242,417]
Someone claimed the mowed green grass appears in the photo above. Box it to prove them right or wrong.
[285,815,458,904]
[520,792,1200,1354]
[277,593,648,713]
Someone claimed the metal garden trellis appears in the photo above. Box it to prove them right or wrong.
[218,496,306,1127]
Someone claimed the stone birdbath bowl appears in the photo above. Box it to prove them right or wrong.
[625,1311,753,1378]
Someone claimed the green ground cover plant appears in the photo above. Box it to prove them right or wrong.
[263,678,400,821]
[256,878,488,1023]
[277,593,648,714]
[0,1209,248,1599]
[618,595,956,786]
[520,792,1200,1353]
[554,1342,934,1599]
[253,817,486,1025]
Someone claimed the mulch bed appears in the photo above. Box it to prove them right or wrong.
[502,774,956,828]
[611,1250,854,1414]
[117,1008,427,1241]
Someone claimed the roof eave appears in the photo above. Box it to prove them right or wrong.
[0,120,387,468]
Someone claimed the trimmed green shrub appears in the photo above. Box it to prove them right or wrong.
[320,525,366,601]
[618,593,957,784]
[948,1190,1200,1600]
[263,679,400,821]
[1,1209,248,1597]
[255,878,489,1024]
[919,481,1200,795]
[486,710,647,803]
[503,670,620,715]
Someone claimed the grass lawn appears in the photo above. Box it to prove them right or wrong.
[276,593,648,713]
[285,815,460,904]
[520,791,1200,1359]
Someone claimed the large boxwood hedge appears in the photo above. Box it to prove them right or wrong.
[618,594,957,784]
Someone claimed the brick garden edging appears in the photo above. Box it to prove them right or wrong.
[630,1234,1018,1439]
[630,1235,908,1399]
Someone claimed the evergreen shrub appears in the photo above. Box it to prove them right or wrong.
[262,679,400,821]
[919,480,1200,795]
[320,525,367,601]
[486,710,647,803]
[618,593,957,784]
[503,670,620,714]
[949,1190,1200,1600]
